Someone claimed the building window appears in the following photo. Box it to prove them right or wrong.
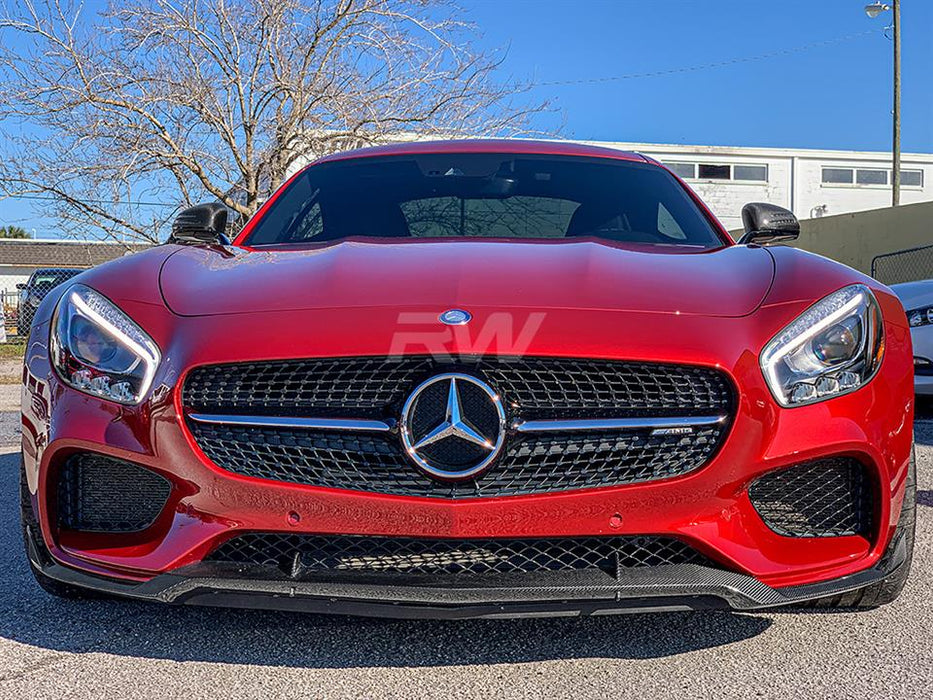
[697,164,731,180]
[856,169,888,185]
[823,166,924,188]
[733,165,768,182]
[664,162,696,179]
[662,161,769,183]
[822,168,854,184]
[900,170,924,187]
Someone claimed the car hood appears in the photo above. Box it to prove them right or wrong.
[159,239,775,318]
[891,279,933,309]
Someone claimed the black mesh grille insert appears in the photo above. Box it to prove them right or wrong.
[56,454,172,533]
[748,458,873,538]
[183,356,733,420]
[183,355,734,497]
[188,422,726,498]
[206,533,709,578]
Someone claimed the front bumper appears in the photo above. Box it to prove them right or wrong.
[21,298,917,604]
[25,518,910,618]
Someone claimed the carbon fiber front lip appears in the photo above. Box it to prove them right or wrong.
[28,527,908,618]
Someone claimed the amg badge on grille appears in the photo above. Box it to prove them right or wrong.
[400,373,506,480]
[651,426,694,436]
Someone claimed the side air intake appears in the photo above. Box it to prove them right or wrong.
[57,454,171,533]
[749,458,873,538]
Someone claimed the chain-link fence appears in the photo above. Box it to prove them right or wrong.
[2,268,84,344]
[871,244,933,287]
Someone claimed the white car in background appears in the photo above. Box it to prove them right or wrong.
[892,280,933,396]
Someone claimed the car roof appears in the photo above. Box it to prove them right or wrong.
[312,139,651,167]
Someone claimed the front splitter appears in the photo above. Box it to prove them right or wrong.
[27,526,907,619]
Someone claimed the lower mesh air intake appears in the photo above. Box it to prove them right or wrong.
[206,533,712,578]
[748,458,873,538]
[57,453,171,533]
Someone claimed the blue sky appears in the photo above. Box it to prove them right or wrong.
[466,0,932,151]
[1,0,931,236]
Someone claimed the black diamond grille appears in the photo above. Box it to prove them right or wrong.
[183,356,733,420]
[189,422,726,498]
[206,533,709,578]
[183,355,734,497]
[748,458,873,538]
[57,454,172,533]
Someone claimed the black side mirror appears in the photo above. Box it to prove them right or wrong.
[16,283,25,291]
[738,202,800,246]
[170,203,231,245]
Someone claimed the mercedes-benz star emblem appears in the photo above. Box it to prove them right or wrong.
[439,309,471,325]
[400,373,506,480]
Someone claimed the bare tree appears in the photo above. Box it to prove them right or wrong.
[0,0,548,243]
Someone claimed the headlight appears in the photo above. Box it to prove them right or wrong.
[760,284,884,407]
[907,306,933,328]
[50,284,161,405]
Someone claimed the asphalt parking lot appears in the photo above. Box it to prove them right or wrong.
[1,392,931,699]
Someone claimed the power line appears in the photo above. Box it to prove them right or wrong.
[537,29,879,87]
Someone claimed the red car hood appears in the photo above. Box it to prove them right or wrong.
[159,239,774,318]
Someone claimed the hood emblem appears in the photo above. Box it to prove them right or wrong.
[400,373,506,480]
[439,309,471,326]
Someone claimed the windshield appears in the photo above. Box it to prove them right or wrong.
[30,270,79,287]
[243,153,725,248]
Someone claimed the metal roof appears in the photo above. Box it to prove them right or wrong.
[0,240,151,269]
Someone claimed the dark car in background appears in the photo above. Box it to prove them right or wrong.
[17,268,83,333]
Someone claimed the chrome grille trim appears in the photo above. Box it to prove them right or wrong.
[188,413,726,436]
[512,415,727,433]
[188,414,395,432]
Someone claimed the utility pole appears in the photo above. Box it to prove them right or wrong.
[866,2,902,206]
[892,0,901,206]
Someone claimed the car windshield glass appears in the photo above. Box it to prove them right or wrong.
[32,274,68,286]
[243,154,724,248]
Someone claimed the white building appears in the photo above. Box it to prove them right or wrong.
[585,141,933,230]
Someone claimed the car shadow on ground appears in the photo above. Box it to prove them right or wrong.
[0,451,772,668]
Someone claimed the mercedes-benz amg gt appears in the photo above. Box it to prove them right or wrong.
[21,140,915,617]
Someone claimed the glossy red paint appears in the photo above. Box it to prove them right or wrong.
[159,241,773,318]
[20,143,915,600]
[312,138,649,165]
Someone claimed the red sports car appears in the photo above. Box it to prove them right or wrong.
[20,140,915,618]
